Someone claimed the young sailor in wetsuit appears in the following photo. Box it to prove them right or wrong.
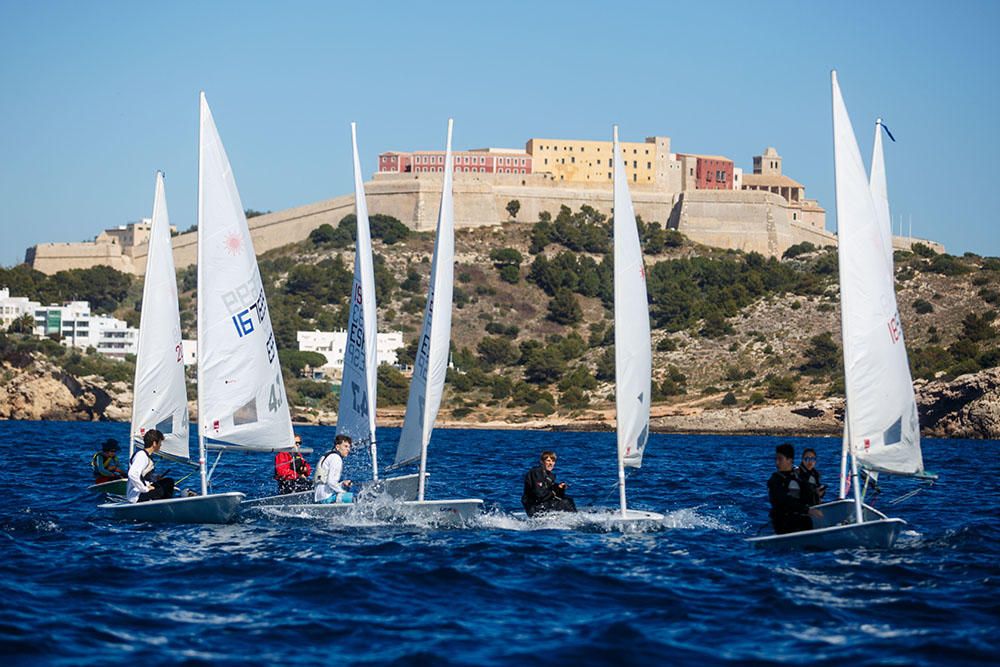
[274,433,313,494]
[127,429,175,503]
[314,434,354,504]
[767,443,813,534]
[92,438,125,483]
[797,447,826,506]
[521,451,577,517]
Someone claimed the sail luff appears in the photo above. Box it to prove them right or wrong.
[337,122,379,477]
[395,119,455,471]
[197,92,294,454]
[612,125,652,473]
[197,93,209,494]
[130,171,190,463]
[831,71,923,477]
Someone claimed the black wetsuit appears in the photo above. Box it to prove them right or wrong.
[797,466,824,506]
[521,465,577,517]
[768,469,812,534]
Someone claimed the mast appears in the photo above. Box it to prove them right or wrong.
[196,92,208,496]
[613,124,628,518]
[849,433,864,524]
[838,415,849,499]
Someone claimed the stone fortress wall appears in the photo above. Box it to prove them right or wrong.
[25,142,944,275]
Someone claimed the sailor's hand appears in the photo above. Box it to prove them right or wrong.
[809,508,823,519]
[557,482,567,489]
[343,480,352,489]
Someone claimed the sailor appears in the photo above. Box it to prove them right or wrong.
[274,433,313,494]
[768,443,813,534]
[521,451,577,517]
[92,438,125,483]
[797,447,826,506]
[314,434,354,504]
[127,429,175,503]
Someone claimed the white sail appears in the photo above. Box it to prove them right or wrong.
[197,92,294,451]
[130,171,189,461]
[336,123,379,458]
[869,120,895,269]
[395,119,455,469]
[832,71,923,476]
[612,126,651,470]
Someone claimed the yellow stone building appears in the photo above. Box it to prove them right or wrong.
[525,136,674,187]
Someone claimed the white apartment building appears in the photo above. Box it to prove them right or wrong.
[297,329,405,374]
[0,288,41,330]
[31,299,138,359]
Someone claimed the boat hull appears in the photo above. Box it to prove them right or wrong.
[88,479,127,495]
[263,498,484,525]
[518,507,665,529]
[746,499,905,550]
[99,492,245,524]
[240,473,426,512]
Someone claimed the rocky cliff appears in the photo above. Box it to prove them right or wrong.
[3,354,999,439]
[915,368,1000,439]
[0,354,131,422]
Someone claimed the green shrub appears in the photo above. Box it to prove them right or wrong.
[912,298,934,314]
[800,332,839,375]
[656,336,677,352]
[782,242,817,259]
[765,374,797,399]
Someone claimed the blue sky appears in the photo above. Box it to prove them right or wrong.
[1,1,998,265]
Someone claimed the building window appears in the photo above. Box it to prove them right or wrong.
[632,160,637,168]
[571,157,575,164]
[647,162,651,169]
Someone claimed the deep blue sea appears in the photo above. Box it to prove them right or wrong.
[0,420,996,666]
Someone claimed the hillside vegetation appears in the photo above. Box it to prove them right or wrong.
[4,207,999,426]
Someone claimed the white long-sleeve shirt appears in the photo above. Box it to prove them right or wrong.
[127,449,155,503]
[314,452,347,502]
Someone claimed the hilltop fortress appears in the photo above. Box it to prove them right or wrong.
[25,137,940,275]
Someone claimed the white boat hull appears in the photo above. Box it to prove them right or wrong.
[746,499,905,550]
[368,472,424,501]
[240,472,426,512]
[519,507,665,529]
[240,489,312,509]
[265,498,484,525]
[88,479,127,495]
[99,492,245,524]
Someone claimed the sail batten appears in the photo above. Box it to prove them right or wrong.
[197,93,294,452]
[612,126,652,470]
[832,72,923,477]
[130,172,189,462]
[395,119,455,468]
[337,123,379,453]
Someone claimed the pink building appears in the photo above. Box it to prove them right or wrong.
[379,149,532,175]
[676,154,735,190]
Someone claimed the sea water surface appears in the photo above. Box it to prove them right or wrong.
[0,420,996,666]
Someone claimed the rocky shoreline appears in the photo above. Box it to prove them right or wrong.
[3,355,998,439]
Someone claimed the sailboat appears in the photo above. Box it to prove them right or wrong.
[563,126,666,525]
[242,122,420,511]
[389,118,482,521]
[102,93,294,523]
[748,71,929,549]
[282,119,481,523]
[92,173,191,498]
